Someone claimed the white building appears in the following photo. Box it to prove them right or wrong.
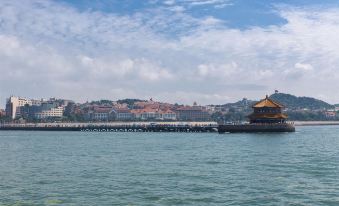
[6,96,33,119]
[160,110,177,120]
[111,108,134,121]
[5,96,65,120]
[34,107,64,119]
[131,108,177,120]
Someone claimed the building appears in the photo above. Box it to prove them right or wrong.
[325,111,336,118]
[131,108,160,120]
[0,109,5,118]
[175,106,211,121]
[35,107,64,119]
[20,102,64,120]
[160,109,177,120]
[111,108,134,121]
[86,106,114,121]
[130,108,177,121]
[6,96,68,120]
[20,104,41,119]
[6,96,34,119]
[248,95,287,124]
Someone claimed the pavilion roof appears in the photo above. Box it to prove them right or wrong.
[252,95,284,108]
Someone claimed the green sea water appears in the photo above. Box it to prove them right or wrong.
[0,126,339,205]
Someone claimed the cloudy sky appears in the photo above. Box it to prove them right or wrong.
[1,0,339,106]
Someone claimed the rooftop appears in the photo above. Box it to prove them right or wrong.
[252,95,284,108]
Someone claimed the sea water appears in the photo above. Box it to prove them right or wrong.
[0,126,339,205]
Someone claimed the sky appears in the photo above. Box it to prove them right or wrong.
[1,0,339,106]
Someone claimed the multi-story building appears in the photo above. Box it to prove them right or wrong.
[111,108,134,121]
[85,106,114,121]
[130,108,177,120]
[6,96,68,120]
[175,106,211,121]
[159,110,177,120]
[20,101,64,120]
[35,106,64,119]
[6,96,34,119]
[131,108,160,120]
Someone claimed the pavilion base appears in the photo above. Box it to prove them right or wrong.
[218,123,295,133]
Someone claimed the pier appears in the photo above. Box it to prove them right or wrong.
[0,122,219,133]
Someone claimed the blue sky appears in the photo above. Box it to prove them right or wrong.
[59,0,339,29]
[1,0,339,106]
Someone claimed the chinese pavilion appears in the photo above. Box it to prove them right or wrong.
[248,95,288,124]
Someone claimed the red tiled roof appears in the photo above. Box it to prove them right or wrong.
[130,108,176,114]
[159,109,176,114]
[114,108,131,113]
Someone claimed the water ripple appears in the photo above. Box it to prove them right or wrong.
[1,126,339,205]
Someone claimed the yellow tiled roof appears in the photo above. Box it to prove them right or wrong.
[252,95,284,108]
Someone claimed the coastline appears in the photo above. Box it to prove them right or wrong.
[0,121,218,127]
[2,121,339,127]
[293,121,339,126]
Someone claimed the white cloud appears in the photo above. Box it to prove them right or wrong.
[200,16,223,26]
[197,62,238,78]
[294,63,313,71]
[164,0,176,5]
[168,6,186,13]
[160,0,233,11]
[183,0,231,7]
[153,91,232,105]
[1,0,339,105]
[214,3,232,9]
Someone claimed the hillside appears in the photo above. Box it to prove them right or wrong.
[223,98,256,108]
[117,99,146,106]
[269,93,333,110]
[212,93,336,122]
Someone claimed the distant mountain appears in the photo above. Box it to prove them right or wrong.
[212,93,335,122]
[269,93,333,110]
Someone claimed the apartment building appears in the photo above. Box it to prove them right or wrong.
[5,96,34,119]
[34,107,64,119]
[175,106,211,121]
